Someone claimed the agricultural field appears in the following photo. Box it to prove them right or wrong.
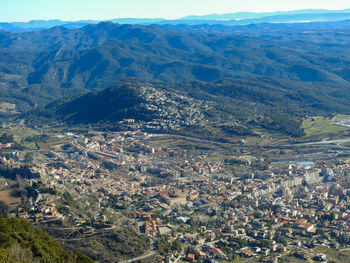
[0,102,19,114]
[302,115,350,137]
[0,189,21,208]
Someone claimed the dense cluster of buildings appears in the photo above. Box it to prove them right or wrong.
[2,129,350,262]
[122,84,210,131]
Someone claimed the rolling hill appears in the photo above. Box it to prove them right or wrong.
[26,77,350,137]
[2,20,350,114]
[0,217,93,263]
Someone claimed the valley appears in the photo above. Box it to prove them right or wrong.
[1,115,350,262]
[1,7,350,263]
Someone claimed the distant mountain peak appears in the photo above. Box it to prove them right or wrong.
[2,8,350,32]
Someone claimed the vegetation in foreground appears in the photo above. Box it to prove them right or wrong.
[60,226,151,262]
[0,217,94,263]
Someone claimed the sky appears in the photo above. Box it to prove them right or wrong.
[1,0,350,22]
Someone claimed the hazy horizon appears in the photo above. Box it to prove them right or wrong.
[1,0,350,22]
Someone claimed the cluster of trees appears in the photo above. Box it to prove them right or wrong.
[0,217,94,262]
[0,133,14,144]
[0,133,26,150]
[220,124,255,136]
[0,201,9,217]
[0,165,39,180]
[23,76,350,139]
[62,226,150,262]
[189,216,223,229]
[258,114,305,137]
[24,134,48,143]
[24,153,33,163]
[62,191,75,206]
[156,236,182,257]
[224,159,247,166]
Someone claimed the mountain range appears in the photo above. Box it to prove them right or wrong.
[0,16,350,136]
[25,76,350,137]
[2,20,350,113]
[1,9,350,32]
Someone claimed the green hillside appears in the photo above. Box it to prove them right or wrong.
[2,22,350,112]
[0,217,94,263]
[25,78,350,137]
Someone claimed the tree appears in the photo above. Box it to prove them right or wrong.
[0,133,14,144]
[62,191,74,206]
[171,239,182,254]
[57,206,70,216]
[24,153,33,163]
[76,252,94,263]
[238,239,248,248]
[0,217,93,262]
[282,239,288,246]
[0,201,9,217]
[302,180,309,188]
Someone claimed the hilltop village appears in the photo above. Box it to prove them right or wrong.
[1,126,350,263]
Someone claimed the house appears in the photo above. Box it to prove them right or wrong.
[313,254,327,262]
[34,213,44,222]
[265,257,278,263]
[159,226,172,235]
[206,232,216,242]
[298,223,316,233]
[295,251,310,260]
[18,212,29,218]
[261,248,271,256]
[123,119,135,124]
[185,253,195,262]
[238,249,254,257]
[210,247,227,260]
[193,248,206,260]
[295,218,308,225]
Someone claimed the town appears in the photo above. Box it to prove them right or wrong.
[1,122,350,263]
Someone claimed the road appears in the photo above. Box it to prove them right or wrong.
[118,250,156,263]
[149,133,237,147]
[294,138,350,146]
[172,248,185,263]
[34,189,42,204]
[118,238,157,263]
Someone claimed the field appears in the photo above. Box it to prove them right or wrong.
[280,246,350,263]
[36,142,51,151]
[302,115,350,137]
[312,246,350,262]
[0,189,21,207]
[0,102,19,114]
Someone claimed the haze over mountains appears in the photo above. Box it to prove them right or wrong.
[1,9,350,136]
[2,19,350,110]
[1,9,350,32]
[4,7,350,263]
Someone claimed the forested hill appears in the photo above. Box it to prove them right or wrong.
[27,78,350,137]
[0,217,94,262]
[2,21,350,112]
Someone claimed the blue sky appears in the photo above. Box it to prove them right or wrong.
[2,0,350,22]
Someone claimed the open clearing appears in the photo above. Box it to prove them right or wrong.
[0,189,21,207]
[302,115,350,137]
[36,142,51,151]
[312,246,350,262]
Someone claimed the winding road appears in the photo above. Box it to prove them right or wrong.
[118,238,157,263]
